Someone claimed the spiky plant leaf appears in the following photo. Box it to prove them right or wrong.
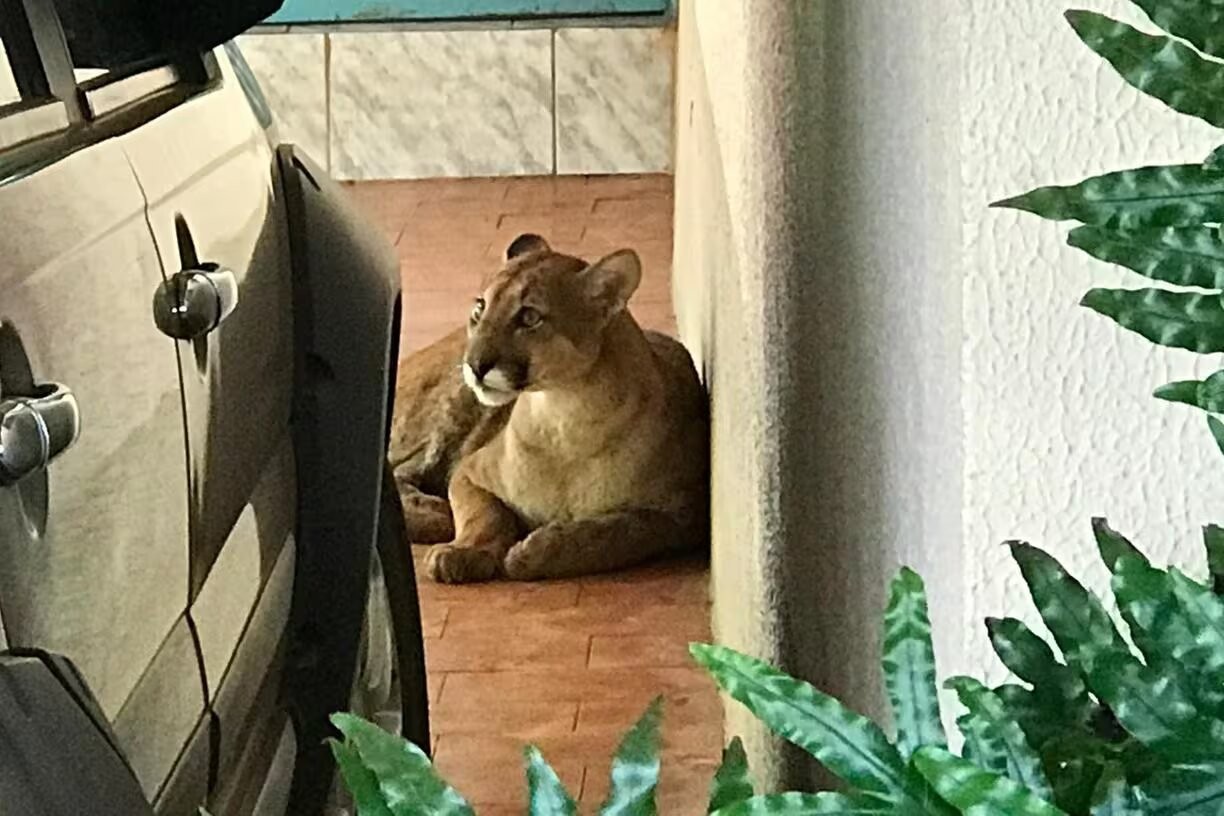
[993,684,1077,753]
[1163,567,1224,712]
[1066,11,1224,129]
[690,644,909,801]
[1040,734,1109,816]
[1136,761,1224,815]
[882,568,946,758]
[912,747,1068,816]
[1198,371,1224,412]
[599,698,662,816]
[1068,224,1224,290]
[1108,555,1195,677]
[1210,415,1224,455]
[946,677,1052,798]
[330,740,396,816]
[992,164,1224,228]
[1156,380,1207,407]
[1089,762,1140,816]
[331,713,475,816]
[1129,0,1224,61]
[1207,143,1224,171]
[956,709,1009,774]
[1204,525,1224,593]
[1085,650,1224,762]
[525,746,578,816]
[1092,518,1149,570]
[1080,288,1224,354]
[1156,371,1224,413]
[710,792,890,816]
[1009,543,1130,676]
[986,619,1093,732]
[708,739,755,814]
[1108,556,1224,718]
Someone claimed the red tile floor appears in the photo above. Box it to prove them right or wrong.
[344,175,720,813]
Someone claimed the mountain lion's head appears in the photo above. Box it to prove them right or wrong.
[462,233,642,407]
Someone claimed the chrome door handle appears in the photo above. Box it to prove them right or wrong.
[153,263,239,340]
[0,383,81,486]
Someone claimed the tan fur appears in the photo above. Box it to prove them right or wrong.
[388,236,708,583]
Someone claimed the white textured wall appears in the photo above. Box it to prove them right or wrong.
[960,0,1224,680]
[675,0,1224,789]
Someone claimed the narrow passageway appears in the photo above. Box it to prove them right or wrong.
[346,175,719,813]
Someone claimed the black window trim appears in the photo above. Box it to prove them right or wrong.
[0,0,223,188]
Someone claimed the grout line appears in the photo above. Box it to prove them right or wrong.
[550,28,558,176]
[571,702,582,732]
[437,606,452,639]
[434,672,448,704]
[323,32,333,175]
[585,634,595,667]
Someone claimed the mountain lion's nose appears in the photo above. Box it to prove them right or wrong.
[469,357,495,380]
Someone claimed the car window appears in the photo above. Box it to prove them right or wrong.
[0,40,21,105]
[50,0,214,118]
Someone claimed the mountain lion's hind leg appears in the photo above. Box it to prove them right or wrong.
[503,509,687,581]
[424,469,519,584]
[392,463,454,544]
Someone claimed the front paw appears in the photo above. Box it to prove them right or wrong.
[425,544,500,584]
[503,527,566,581]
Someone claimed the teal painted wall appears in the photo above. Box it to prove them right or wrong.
[266,0,667,24]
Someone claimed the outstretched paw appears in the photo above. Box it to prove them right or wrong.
[503,526,570,581]
[425,544,501,584]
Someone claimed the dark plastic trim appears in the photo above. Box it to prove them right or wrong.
[275,143,404,814]
[0,650,154,816]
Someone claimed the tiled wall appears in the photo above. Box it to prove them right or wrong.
[236,26,675,180]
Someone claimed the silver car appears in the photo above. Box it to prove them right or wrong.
[0,2,428,814]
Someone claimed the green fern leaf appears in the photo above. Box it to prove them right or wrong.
[946,677,1053,798]
[1067,11,1224,130]
[708,739,754,814]
[1080,288,1224,355]
[992,164,1224,229]
[525,746,578,816]
[882,568,946,758]
[599,698,662,816]
[912,746,1068,816]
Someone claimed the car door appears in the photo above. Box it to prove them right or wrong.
[0,1,203,808]
[111,39,299,812]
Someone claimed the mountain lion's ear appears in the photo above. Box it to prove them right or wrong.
[581,249,642,318]
[505,233,551,261]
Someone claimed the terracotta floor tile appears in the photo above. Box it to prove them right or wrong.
[421,602,449,640]
[588,635,697,670]
[433,734,585,806]
[424,628,591,673]
[428,673,445,705]
[503,175,596,209]
[443,596,710,640]
[441,667,712,707]
[495,212,587,245]
[432,698,579,740]
[577,689,724,756]
[586,173,674,197]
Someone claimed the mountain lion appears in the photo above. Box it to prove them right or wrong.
[388,234,708,583]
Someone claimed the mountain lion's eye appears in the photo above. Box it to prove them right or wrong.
[519,307,542,329]
[471,298,486,322]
